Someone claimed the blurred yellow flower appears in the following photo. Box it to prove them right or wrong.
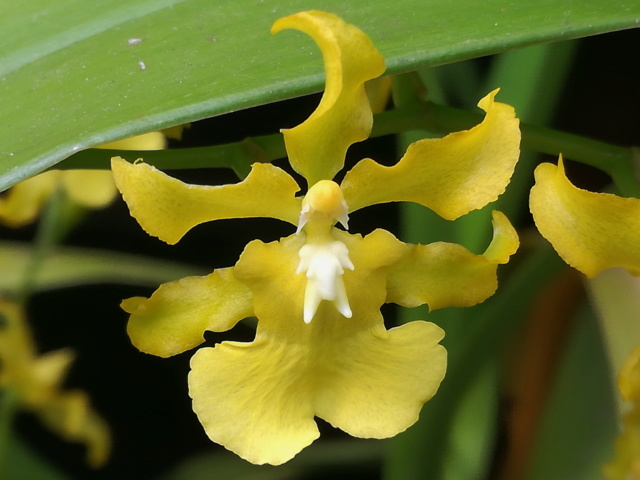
[0,299,110,467]
[0,131,166,228]
[530,156,640,277]
[604,346,640,480]
[112,10,520,465]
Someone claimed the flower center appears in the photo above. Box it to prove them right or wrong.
[296,180,353,323]
[297,180,349,234]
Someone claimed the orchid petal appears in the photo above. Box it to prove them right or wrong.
[62,170,118,208]
[342,90,520,219]
[0,299,111,467]
[99,131,166,150]
[37,390,111,468]
[387,211,518,309]
[121,268,253,358]
[272,11,385,185]
[0,132,166,227]
[64,132,167,207]
[111,157,301,244]
[530,158,640,277]
[0,171,59,227]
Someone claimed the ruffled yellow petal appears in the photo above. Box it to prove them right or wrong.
[0,133,165,228]
[272,11,385,185]
[0,299,111,467]
[121,268,253,358]
[0,171,60,227]
[483,210,521,264]
[37,390,111,468]
[62,132,168,208]
[342,90,521,219]
[189,229,445,464]
[111,157,301,244]
[59,132,167,209]
[387,211,518,309]
[61,170,117,208]
[22,350,75,404]
[530,158,640,277]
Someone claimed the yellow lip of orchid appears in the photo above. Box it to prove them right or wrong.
[112,10,521,465]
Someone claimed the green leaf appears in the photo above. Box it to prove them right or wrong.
[161,439,385,480]
[0,241,205,293]
[524,301,618,480]
[5,434,71,480]
[2,0,639,189]
[441,357,500,480]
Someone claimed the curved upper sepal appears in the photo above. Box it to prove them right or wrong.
[342,90,520,219]
[111,157,301,244]
[122,268,254,358]
[386,210,519,309]
[272,11,385,185]
[530,158,640,277]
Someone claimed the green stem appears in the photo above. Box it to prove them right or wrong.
[59,134,287,179]
[0,389,19,478]
[15,188,66,305]
[55,100,639,195]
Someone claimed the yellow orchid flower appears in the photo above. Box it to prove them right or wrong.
[604,346,640,480]
[530,156,640,277]
[112,10,520,465]
[0,131,166,228]
[0,299,110,468]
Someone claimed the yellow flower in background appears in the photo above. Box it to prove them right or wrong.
[112,11,520,465]
[530,156,640,277]
[604,346,640,480]
[0,131,166,228]
[0,299,110,468]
